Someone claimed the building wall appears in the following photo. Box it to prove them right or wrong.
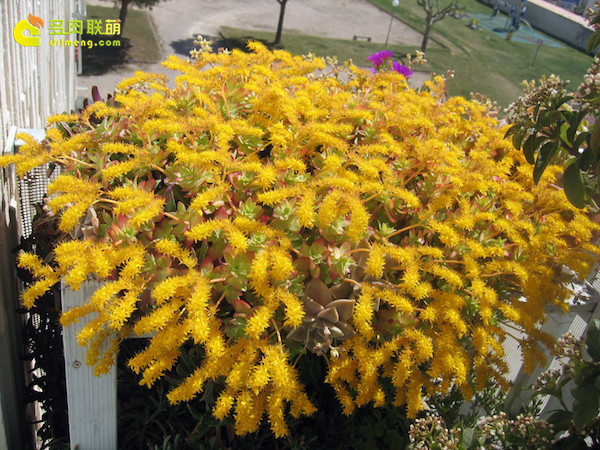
[483,0,595,52]
[525,0,594,51]
[0,1,78,448]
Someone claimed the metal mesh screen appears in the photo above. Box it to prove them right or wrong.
[18,164,60,238]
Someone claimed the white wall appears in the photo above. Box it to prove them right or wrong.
[0,1,78,448]
[0,0,78,152]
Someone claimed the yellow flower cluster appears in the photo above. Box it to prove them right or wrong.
[3,41,599,435]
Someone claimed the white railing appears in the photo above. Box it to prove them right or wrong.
[504,301,600,416]
[62,281,117,450]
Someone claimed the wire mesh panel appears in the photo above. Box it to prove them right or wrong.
[18,164,60,238]
[3,127,69,449]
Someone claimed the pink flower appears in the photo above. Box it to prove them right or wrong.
[368,50,394,67]
[392,61,413,79]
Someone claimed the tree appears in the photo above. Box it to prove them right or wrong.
[417,0,459,52]
[274,0,289,45]
[118,0,164,34]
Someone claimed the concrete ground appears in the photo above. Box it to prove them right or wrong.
[78,0,430,97]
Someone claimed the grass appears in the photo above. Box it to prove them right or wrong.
[221,0,593,108]
[85,5,161,63]
[220,26,414,68]
[366,0,593,106]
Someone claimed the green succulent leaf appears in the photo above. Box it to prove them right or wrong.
[559,122,572,146]
[588,30,600,53]
[546,409,573,431]
[504,124,518,139]
[533,141,558,184]
[589,121,600,161]
[538,109,562,128]
[579,145,595,171]
[512,129,527,150]
[586,319,600,362]
[572,373,600,430]
[563,162,586,208]
[564,111,583,144]
[224,316,248,339]
[461,427,478,449]
[522,134,544,165]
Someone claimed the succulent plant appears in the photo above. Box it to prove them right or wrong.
[3,41,600,437]
[287,278,356,355]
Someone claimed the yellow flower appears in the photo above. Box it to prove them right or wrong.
[318,190,343,228]
[346,196,369,242]
[256,164,278,189]
[17,252,44,277]
[107,289,139,329]
[269,247,294,281]
[280,290,304,327]
[4,42,600,438]
[234,390,266,435]
[266,392,288,438]
[190,186,225,213]
[186,219,228,241]
[46,113,79,125]
[213,390,235,420]
[353,287,375,339]
[155,239,196,269]
[245,306,272,339]
[406,378,424,418]
[428,219,460,248]
[167,367,210,404]
[297,190,315,228]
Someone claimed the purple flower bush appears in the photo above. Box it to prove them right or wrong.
[368,50,394,68]
[392,60,413,78]
[368,51,412,78]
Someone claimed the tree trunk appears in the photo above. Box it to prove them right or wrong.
[421,16,434,52]
[274,0,288,45]
[119,0,131,35]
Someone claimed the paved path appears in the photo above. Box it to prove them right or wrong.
[147,0,424,57]
[78,0,428,98]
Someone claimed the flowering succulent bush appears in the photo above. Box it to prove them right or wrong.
[505,7,600,209]
[407,322,600,448]
[2,42,600,437]
[408,411,555,449]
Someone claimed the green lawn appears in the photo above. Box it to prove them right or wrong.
[366,0,593,107]
[222,0,592,109]
[220,26,417,69]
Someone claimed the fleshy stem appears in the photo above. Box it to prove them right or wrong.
[386,223,421,239]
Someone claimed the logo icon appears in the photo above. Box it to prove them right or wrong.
[14,14,44,46]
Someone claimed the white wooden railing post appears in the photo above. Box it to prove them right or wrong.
[62,280,117,450]
[504,302,599,416]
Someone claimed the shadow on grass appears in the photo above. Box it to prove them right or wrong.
[170,38,197,56]
[81,34,132,75]
[170,35,241,56]
[219,34,281,52]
